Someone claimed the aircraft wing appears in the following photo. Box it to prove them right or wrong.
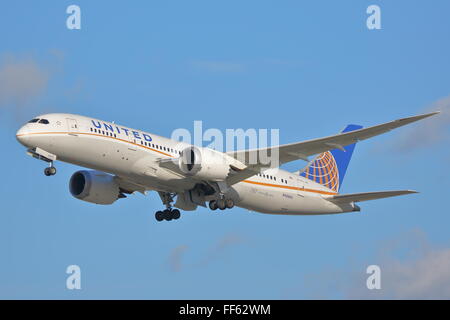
[226,112,438,169]
[326,190,418,203]
[226,165,263,186]
[115,176,148,195]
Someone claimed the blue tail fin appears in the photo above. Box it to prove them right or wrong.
[299,124,363,192]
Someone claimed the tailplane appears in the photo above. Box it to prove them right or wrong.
[326,190,418,203]
[299,124,363,192]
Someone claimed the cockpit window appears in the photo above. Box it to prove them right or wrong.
[38,119,49,124]
[28,118,39,123]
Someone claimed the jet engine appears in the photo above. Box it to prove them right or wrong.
[69,170,121,205]
[178,146,242,181]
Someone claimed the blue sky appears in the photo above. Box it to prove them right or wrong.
[1,1,450,299]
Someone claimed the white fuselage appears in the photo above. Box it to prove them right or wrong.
[16,113,358,215]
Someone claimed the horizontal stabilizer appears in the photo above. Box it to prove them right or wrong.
[327,190,418,203]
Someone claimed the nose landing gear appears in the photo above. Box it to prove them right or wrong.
[25,148,57,176]
[44,162,57,176]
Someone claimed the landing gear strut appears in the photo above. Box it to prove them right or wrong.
[26,148,57,176]
[155,192,181,222]
[209,181,235,212]
[44,162,57,176]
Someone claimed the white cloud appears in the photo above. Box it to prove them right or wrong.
[0,56,49,108]
[292,229,450,299]
[197,232,246,266]
[167,232,246,272]
[167,245,189,272]
[345,246,450,299]
[388,96,450,152]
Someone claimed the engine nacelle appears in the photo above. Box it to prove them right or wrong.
[178,146,240,181]
[69,170,120,205]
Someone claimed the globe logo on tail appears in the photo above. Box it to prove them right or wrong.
[300,152,340,192]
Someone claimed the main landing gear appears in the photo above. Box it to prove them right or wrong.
[155,208,181,222]
[209,181,235,211]
[155,192,181,222]
[209,198,235,211]
[44,162,57,176]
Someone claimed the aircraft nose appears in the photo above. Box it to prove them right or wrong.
[16,126,30,146]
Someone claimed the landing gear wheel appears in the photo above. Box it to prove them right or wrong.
[163,209,173,221]
[209,200,218,211]
[217,199,226,210]
[155,211,164,222]
[44,167,56,176]
[225,199,235,209]
[172,209,181,220]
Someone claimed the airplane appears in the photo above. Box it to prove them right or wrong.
[16,112,438,222]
